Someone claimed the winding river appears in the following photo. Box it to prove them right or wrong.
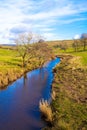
[0,58,60,130]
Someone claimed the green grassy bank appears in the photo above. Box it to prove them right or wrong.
[43,45,87,130]
[0,47,46,89]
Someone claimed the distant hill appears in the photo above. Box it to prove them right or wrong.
[0,44,16,46]
[46,39,74,47]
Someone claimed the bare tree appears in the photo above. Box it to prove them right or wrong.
[15,33,53,67]
[38,39,45,43]
[80,33,87,51]
[72,39,79,52]
[33,42,54,66]
[59,41,68,51]
[15,33,34,67]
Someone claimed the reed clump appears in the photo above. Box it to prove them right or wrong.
[39,99,53,122]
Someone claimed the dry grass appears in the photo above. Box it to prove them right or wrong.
[0,68,24,88]
[51,90,56,100]
[47,39,73,48]
[39,99,53,122]
[50,55,87,130]
[68,56,83,69]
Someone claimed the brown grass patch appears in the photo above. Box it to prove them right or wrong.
[51,90,56,100]
[39,99,53,122]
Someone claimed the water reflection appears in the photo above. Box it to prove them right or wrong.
[23,74,28,86]
[0,58,60,130]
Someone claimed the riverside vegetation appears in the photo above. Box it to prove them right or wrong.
[0,46,39,88]
[0,33,54,89]
[43,39,87,130]
[0,43,54,89]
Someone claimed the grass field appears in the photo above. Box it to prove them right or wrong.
[47,39,73,47]
[0,47,46,88]
[0,48,21,70]
[47,39,87,66]
[51,44,87,66]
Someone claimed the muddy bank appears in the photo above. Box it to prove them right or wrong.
[43,55,87,130]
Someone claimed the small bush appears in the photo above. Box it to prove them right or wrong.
[39,99,53,122]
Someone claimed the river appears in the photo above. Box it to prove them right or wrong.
[0,58,60,130]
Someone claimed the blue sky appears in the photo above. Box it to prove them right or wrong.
[0,0,87,44]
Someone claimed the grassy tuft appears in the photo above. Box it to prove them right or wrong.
[39,99,53,122]
[51,90,56,100]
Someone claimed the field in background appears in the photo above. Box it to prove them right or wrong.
[0,39,87,73]
[47,39,73,47]
[47,40,87,66]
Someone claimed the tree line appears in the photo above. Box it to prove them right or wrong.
[54,33,87,52]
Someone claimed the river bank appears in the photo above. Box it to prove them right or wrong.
[43,54,87,130]
[0,59,49,89]
[0,61,40,89]
[0,45,54,89]
[0,56,54,89]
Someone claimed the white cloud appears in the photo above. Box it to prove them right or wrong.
[74,34,80,39]
[0,0,87,44]
[10,25,31,34]
[43,32,61,41]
